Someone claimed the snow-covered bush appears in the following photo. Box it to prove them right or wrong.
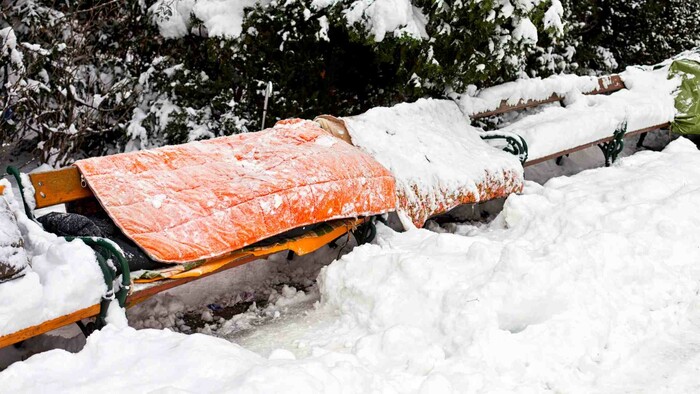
[229,0,567,126]
[1,0,163,165]
[123,35,251,151]
[3,0,700,163]
[555,0,700,74]
[413,0,565,91]
[231,0,425,127]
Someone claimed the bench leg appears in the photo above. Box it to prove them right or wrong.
[637,132,647,148]
[599,123,627,167]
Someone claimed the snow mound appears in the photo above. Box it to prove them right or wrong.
[0,324,386,392]
[318,137,700,390]
[0,180,105,337]
[342,98,523,228]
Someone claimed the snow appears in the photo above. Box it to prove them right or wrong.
[5,138,700,391]
[0,193,28,281]
[151,0,269,39]
[0,181,106,337]
[341,98,523,228]
[543,0,564,33]
[148,194,167,209]
[513,17,538,45]
[495,66,677,161]
[455,73,603,116]
[1,27,24,86]
[341,0,428,42]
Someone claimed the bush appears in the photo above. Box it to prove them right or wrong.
[3,0,700,164]
[559,0,700,74]
[1,1,163,165]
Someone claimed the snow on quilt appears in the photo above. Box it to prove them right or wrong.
[74,119,396,263]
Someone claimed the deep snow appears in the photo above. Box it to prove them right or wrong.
[0,181,105,338]
[2,137,700,392]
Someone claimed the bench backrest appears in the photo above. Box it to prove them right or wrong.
[470,75,625,120]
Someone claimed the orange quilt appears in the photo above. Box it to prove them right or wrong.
[74,119,396,263]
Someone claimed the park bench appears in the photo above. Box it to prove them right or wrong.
[0,119,395,348]
[468,72,674,166]
[0,63,688,349]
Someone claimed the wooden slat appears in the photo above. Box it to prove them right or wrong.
[126,253,267,307]
[524,123,670,167]
[471,75,626,119]
[30,167,93,208]
[0,304,100,349]
[0,254,265,349]
[594,75,626,94]
[0,253,267,349]
[0,220,355,348]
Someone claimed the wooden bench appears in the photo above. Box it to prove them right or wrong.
[0,166,364,348]
[472,74,672,167]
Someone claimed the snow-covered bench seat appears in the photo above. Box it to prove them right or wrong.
[459,68,676,166]
[316,99,524,229]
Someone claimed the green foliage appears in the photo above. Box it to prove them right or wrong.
[3,0,700,164]
[414,0,557,90]
[558,0,700,74]
[1,0,164,164]
[233,0,424,129]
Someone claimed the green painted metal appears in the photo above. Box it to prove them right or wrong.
[92,252,114,329]
[598,122,627,167]
[480,132,529,164]
[66,236,130,308]
[352,218,377,245]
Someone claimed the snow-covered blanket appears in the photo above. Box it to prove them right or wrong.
[0,181,105,337]
[74,119,396,263]
[5,138,700,392]
[338,99,524,228]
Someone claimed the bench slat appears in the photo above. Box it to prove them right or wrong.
[471,75,625,120]
[524,123,670,167]
[30,167,93,209]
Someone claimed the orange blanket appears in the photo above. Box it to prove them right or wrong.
[74,120,396,263]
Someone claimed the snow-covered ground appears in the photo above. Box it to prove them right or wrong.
[3,133,700,392]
